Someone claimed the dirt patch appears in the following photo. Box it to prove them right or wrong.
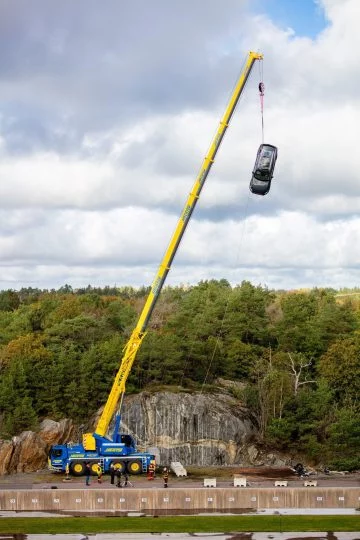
[186,465,297,480]
[232,467,297,479]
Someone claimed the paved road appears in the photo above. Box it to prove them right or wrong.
[6,479,360,490]
[0,471,359,491]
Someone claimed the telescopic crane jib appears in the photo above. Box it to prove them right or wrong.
[48,51,263,477]
[92,50,263,440]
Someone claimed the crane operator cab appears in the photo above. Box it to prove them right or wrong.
[249,143,278,196]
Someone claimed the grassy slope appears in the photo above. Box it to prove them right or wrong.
[0,515,359,534]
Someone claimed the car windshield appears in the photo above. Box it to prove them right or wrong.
[50,447,63,458]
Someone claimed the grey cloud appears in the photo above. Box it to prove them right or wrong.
[1,0,360,291]
[0,0,250,154]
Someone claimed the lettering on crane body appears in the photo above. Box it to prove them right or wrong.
[182,205,191,223]
[198,169,206,185]
[152,276,162,296]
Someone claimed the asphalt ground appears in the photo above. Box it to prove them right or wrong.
[0,468,359,490]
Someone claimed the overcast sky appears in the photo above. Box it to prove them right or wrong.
[0,0,359,291]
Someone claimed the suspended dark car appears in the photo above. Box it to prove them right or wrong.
[249,143,278,196]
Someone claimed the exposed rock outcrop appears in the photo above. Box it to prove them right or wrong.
[0,440,13,475]
[0,391,282,474]
[0,418,75,475]
[8,431,47,473]
[38,418,75,447]
[120,391,256,466]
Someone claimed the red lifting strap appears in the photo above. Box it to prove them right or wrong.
[258,82,265,112]
[258,82,265,143]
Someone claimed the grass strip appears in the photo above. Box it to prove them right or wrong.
[0,515,359,534]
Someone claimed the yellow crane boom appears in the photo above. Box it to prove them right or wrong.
[86,50,263,446]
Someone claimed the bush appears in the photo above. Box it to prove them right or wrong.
[328,457,360,472]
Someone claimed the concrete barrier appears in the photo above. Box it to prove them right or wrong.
[170,462,187,477]
[233,476,247,487]
[274,481,288,487]
[203,478,216,488]
[304,480,318,487]
[0,487,359,514]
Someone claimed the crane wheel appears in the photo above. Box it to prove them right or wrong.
[90,461,101,475]
[111,460,126,473]
[70,461,85,476]
[127,460,142,475]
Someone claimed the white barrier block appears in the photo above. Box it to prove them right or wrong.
[204,478,216,487]
[233,476,247,487]
[274,481,288,487]
[304,480,318,487]
[170,461,187,477]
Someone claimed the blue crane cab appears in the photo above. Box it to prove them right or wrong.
[48,432,154,476]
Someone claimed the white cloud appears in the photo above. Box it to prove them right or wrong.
[0,0,360,290]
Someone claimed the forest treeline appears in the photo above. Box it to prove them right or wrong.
[0,280,359,470]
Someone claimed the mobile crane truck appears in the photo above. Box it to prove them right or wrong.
[48,51,263,477]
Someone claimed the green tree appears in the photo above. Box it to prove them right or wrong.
[45,314,103,351]
[318,335,360,404]
[0,290,20,312]
[223,338,261,380]
[134,331,184,388]
[223,281,275,346]
[266,380,334,457]
[78,335,127,417]
[104,299,137,331]
[276,292,319,355]
[246,353,293,437]
[12,396,39,433]
[326,407,360,470]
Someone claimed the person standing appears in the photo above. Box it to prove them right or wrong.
[96,462,102,484]
[85,462,91,486]
[123,472,129,487]
[109,463,115,485]
[162,467,169,488]
[116,467,122,488]
[147,460,155,480]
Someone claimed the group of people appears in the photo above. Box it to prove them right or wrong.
[109,463,130,487]
[84,462,130,487]
[147,462,169,487]
[84,462,169,487]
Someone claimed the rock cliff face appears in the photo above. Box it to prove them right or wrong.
[120,391,256,466]
[0,391,261,474]
[0,418,74,475]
